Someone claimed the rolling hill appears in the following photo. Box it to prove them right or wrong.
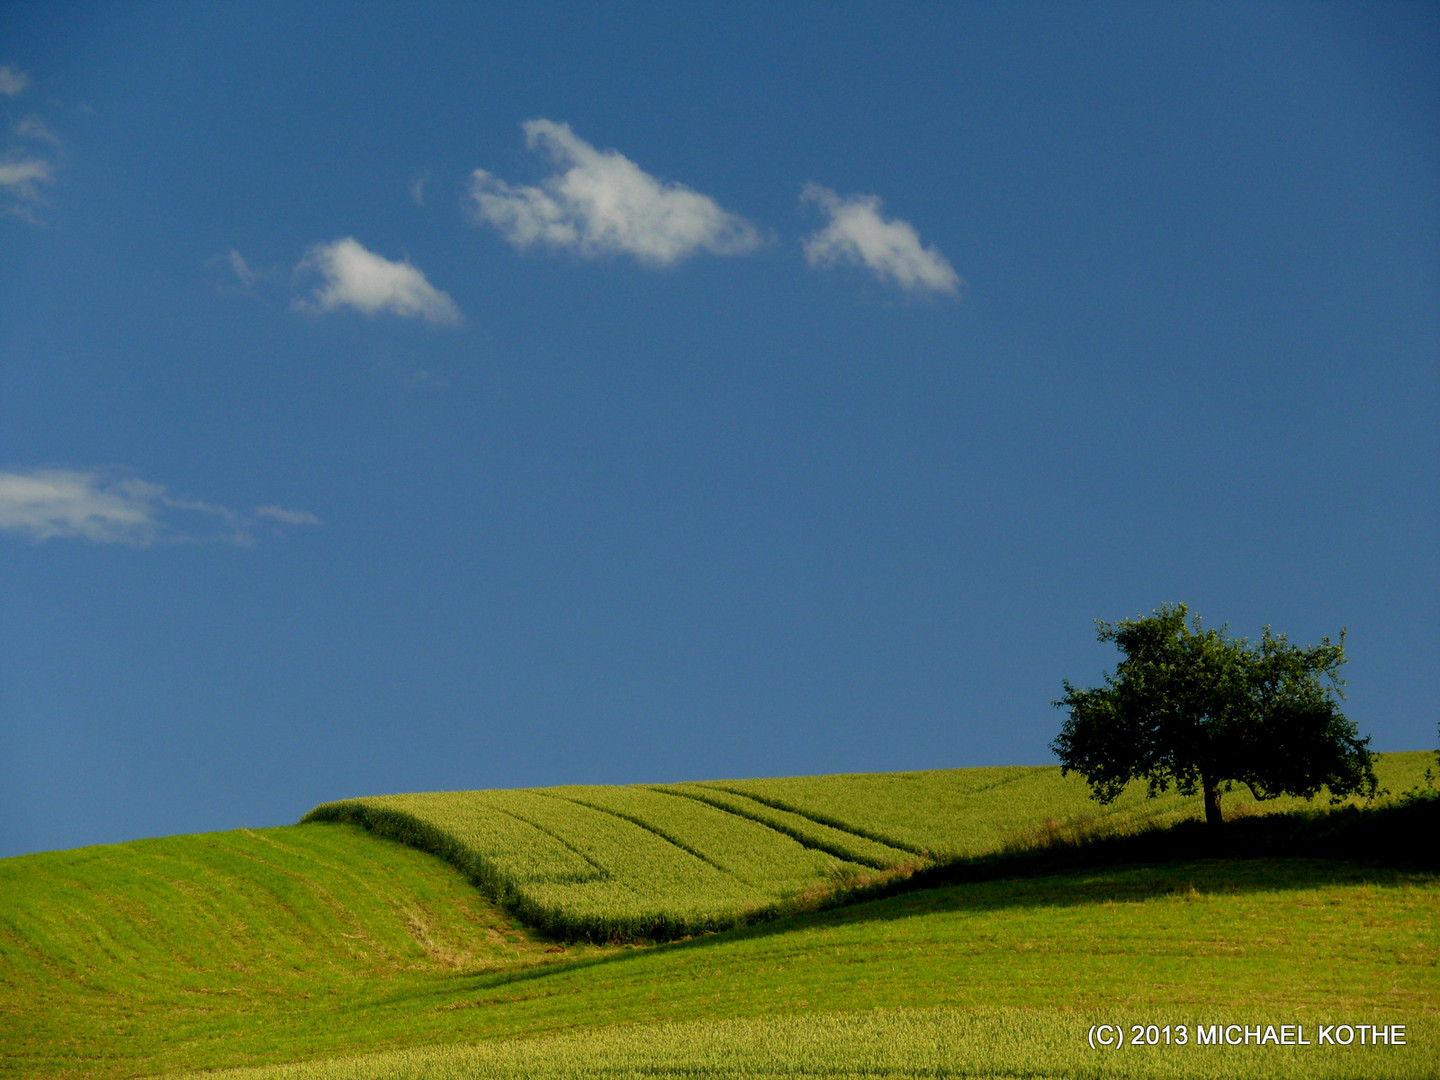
[302,752,1435,940]
[2,753,1435,1079]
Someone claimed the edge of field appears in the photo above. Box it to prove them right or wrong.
[298,798,822,942]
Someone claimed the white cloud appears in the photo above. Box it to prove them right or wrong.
[469,119,762,266]
[0,469,319,547]
[1,68,58,224]
[296,237,462,326]
[0,66,28,98]
[800,184,961,295]
[226,248,261,287]
[0,157,50,194]
[0,470,160,545]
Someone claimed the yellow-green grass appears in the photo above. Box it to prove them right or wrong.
[687,749,1436,857]
[174,1008,1440,1080]
[6,829,1433,1079]
[304,752,1432,941]
[0,822,613,1079]
[6,754,1434,1079]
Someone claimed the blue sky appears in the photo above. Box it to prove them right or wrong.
[1,3,1436,858]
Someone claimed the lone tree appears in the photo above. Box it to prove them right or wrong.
[1051,603,1378,829]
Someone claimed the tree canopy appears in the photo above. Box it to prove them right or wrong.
[1051,603,1378,827]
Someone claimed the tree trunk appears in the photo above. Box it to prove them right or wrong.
[1202,776,1224,829]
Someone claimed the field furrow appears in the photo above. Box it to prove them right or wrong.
[695,781,930,856]
[538,791,735,876]
[651,783,913,868]
[542,785,856,891]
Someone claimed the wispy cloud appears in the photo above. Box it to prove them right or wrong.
[0,66,28,98]
[254,505,321,527]
[15,115,58,144]
[0,157,50,195]
[295,237,462,326]
[801,184,961,295]
[0,66,59,224]
[209,248,285,300]
[227,248,261,287]
[0,469,320,547]
[469,119,762,266]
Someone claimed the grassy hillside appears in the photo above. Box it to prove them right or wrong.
[304,752,1433,941]
[6,843,1435,1077]
[0,822,612,1079]
[4,754,1434,1078]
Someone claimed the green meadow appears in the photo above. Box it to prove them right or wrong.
[2,753,1435,1079]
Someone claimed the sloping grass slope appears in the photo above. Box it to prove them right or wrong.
[163,858,1439,1079]
[305,752,1431,941]
[6,836,1437,1078]
[0,822,611,1079]
[4,766,1435,1078]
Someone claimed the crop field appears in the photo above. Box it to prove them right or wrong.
[305,752,1432,941]
[3,753,1435,1079]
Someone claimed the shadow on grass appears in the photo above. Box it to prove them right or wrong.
[861,789,1439,898]
[422,794,1440,1002]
